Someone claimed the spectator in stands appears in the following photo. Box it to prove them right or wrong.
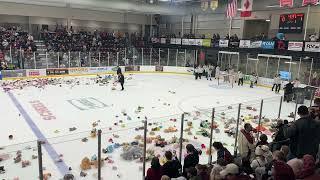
[210,159,227,180]
[162,151,182,178]
[186,167,201,180]
[183,144,199,177]
[281,145,290,162]
[309,98,320,121]
[146,157,162,180]
[309,33,319,42]
[256,134,269,147]
[271,159,295,180]
[238,123,255,160]
[297,154,320,180]
[251,146,268,179]
[271,120,289,151]
[196,164,210,180]
[220,163,251,180]
[212,142,233,164]
[284,106,320,159]
[287,158,303,178]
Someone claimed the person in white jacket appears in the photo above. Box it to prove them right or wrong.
[250,73,257,88]
[238,123,255,160]
[272,74,281,93]
[208,64,214,81]
[204,65,210,80]
[215,66,220,79]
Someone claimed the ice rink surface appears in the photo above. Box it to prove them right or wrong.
[0,73,300,180]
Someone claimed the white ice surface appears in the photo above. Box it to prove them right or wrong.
[0,74,304,180]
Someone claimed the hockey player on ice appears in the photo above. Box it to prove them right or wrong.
[207,64,214,81]
[215,66,220,79]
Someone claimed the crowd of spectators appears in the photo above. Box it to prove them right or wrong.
[41,26,146,52]
[0,26,36,52]
[145,101,320,180]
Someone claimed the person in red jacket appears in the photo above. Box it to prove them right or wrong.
[146,157,162,180]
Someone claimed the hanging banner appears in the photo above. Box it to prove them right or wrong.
[239,40,251,48]
[280,0,294,7]
[195,39,203,46]
[261,41,275,49]
[302,0,319,6]
[288,41,304,51]
[240,0,253,17]
[210,0,219,10]
[201,0,209,11]
[305,42,320,52]
[276,40,288,50]
[175,38,182,45]
[182,39,189,45]
[160,38,166,44]
[202,39,212,47]
[219,39,229,47]
[250,41,262,48]
[189,39,196,46]
[170,38,176,44]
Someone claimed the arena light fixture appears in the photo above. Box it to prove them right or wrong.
[266,19,271,22]
[284,61,297,65]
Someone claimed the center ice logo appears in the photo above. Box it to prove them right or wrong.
[67,97,108,111]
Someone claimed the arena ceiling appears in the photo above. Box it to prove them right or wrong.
[0,0,308,15]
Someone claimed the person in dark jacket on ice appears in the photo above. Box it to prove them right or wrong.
[283,82,294,102]
[117,66,122,75]
[118,72,124,91]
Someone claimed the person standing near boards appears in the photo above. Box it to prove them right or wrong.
[238,71,244,86]
[118,72,124,91]
[117,66,122,74]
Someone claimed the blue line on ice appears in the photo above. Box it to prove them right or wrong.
[7,92,69,176]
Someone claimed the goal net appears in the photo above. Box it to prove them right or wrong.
[217,73,235,88]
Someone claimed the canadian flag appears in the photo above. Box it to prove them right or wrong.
[240,0,253,17]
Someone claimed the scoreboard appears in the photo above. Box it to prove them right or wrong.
[279,13,304,33]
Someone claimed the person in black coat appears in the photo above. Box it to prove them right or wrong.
[284,106,320,159]
[117,66,122,75]
[162,151,182,178]
[183,144,199,177]
[118,72,124,91]
[283,82,294,102]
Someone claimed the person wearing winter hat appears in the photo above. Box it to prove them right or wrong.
[261,145,273,164]
[251,146,268,180]
[297,154,320,180]
[210,158,227,180]
[287,158,303,177]
[220,163,251,180]
[271,160,295,180]
[220,163,239,178]
[251,146,268,171]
